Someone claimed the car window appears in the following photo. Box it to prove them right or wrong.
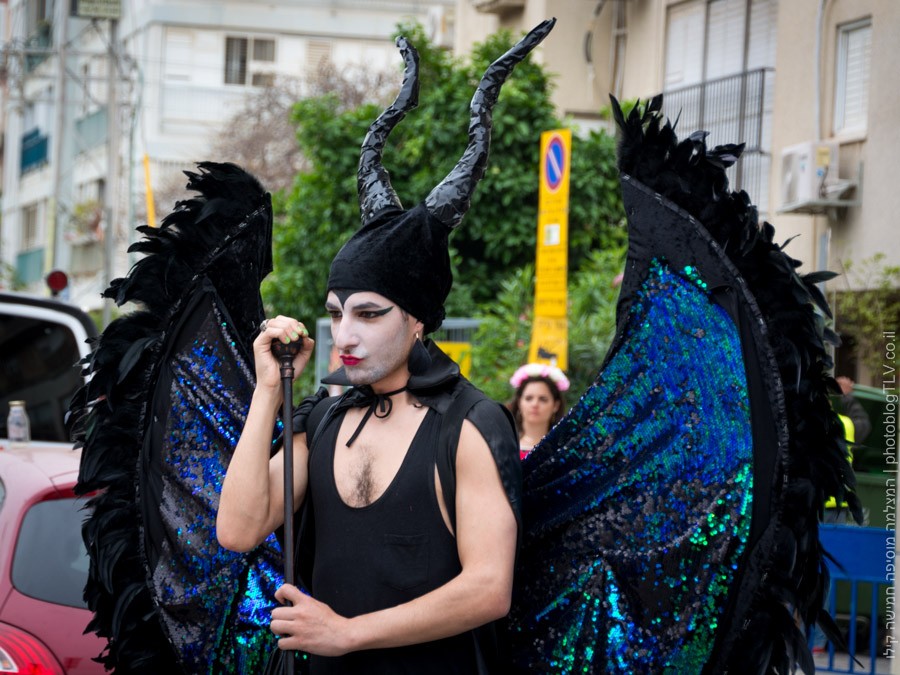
[0,312,83,441]
[12,497,89,609]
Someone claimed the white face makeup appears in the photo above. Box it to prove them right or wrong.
[325,290,421,389]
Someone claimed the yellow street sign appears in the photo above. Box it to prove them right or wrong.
[528,129,571,370]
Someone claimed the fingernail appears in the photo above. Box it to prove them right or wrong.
[282,336,290,343]
[290,331,300,340]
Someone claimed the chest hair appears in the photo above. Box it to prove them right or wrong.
[350,447,376,507]
[335,401,426,507]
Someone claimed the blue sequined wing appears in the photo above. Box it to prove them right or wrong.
[142,282,283,674]
[508,177,784,673]
[70,164,282,673]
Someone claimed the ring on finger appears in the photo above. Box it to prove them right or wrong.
[259,319,269,332]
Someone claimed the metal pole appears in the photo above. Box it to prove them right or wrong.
[50,0,70,273]
[102,18,119,327]
[271,338,301,675]
[126,65,137,265]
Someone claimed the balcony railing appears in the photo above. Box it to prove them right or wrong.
[16,248,45,285]
[75,107,108,153]
[661,68,774,214]
[20,128,49,174]
[25,22,52,72]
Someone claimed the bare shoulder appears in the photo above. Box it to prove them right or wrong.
[455,419,517,560]
[454,397,518,479]
[456,419,491,464]
[456,419,505,495]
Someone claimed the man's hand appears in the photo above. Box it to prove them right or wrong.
[254,317,314,391]
[270,584,353,657]
[836,375,855,396]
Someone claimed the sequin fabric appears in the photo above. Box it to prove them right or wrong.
[509,259,754,673]
[151,300,283,674]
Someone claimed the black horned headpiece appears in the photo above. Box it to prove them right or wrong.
[327,18,556,334]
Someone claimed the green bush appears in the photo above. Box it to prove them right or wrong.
[470,245,626,405]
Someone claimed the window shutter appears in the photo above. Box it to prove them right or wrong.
[307,40,332,72]
[225,37,248,85]
[835,21,871,133]
[253,39,276,63]
[705,0,746,80]
[746,0,776,70]
[665,0,705,90]
[164,29,192,82]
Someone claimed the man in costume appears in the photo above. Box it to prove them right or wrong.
[217,20,554,674]
[68,17,858,675]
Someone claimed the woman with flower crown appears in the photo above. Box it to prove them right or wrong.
[507,363,569,459]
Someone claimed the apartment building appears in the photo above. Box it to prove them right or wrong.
[1,0,453,309]
[457,0,898,280]
[3,1,895,336]
[456,0,898,383]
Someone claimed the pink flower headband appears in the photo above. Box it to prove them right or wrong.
[509,363,570,392]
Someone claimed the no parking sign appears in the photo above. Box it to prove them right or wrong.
[544,134,567,193]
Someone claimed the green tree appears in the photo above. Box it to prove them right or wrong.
[264,22,624,322]
[0,261,25,291]
[834,253,900,380]
[566,246,626,396]
[466,264,535,403]
[469,245,626,404]
[264,23,626,393]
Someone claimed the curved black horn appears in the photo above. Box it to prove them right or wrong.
[425,18,556,229]
[357,37,420,225]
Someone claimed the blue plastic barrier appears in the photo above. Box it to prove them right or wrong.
[816,524,894,674]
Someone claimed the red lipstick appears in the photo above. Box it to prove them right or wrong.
[340,355,362,366]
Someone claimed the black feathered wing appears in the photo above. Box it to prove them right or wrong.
[508,178,765,673]
[70,163,283,674]
[508,99,858,674]
[141,281,283,674]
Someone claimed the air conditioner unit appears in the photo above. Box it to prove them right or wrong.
[780,140,839,210]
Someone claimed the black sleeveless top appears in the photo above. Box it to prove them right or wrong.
[306,406,479,674]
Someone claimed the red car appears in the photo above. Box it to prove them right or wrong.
[1,290,104,674]
[0,442,106,675]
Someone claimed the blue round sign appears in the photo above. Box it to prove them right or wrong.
[544,136,566,191]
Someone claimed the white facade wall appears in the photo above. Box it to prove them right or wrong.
[1,0,452,309]
[455,0,900,279]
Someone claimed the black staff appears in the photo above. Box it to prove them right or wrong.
[271,337,302,675]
